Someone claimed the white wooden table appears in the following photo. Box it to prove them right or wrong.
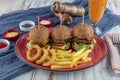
[0,0,120,80]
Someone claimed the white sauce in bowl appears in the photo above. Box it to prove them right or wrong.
[40,20,50,25]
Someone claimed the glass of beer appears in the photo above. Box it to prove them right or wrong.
[89,0,107,35]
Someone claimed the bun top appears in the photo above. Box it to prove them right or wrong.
[51,25,72,40]
[73,23,94,39]
[29,25,50,43]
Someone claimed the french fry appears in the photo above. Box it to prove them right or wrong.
[47,45,51,50]
[46,54,51,61]
[73,57,92,67]
[36,48,48,64]
[77,57,92,64]
[49,49,56,62]
[51,64,72,69]
[81,54,89,61]
[73,48,86,57]
[73,63,78,67]
[42,61,55,66]
[57,55,65,58]
[53,61,72,65]
[56,53,72,58]
[50,49,57,53]
[55,58,71,61]
[72,49,92,65]
[57,49,72,54]
[65,49,72,54]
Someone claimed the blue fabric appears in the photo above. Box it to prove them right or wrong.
[0,0,120,80]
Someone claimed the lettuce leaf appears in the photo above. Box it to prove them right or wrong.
[27,41,33,48]
[73,42,93,51]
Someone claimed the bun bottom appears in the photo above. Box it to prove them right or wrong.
[51,42,70,50]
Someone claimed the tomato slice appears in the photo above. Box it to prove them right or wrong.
[87,40,94,44]
[54,43,64,46]
[39,45,43,48]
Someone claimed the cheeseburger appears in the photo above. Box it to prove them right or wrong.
[72,23,96,51]
[28,25,50,47]
[51,25,72,50]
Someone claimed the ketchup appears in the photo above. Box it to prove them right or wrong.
[0,42,7,49]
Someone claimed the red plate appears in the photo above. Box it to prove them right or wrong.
[15,28,107,71]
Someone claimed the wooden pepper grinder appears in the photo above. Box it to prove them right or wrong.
[51,1,85,25]
[51,1,85,16]
[51,8,73,25]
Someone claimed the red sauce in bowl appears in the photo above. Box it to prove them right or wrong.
[0,42,7,49]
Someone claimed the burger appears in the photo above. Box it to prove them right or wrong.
[72,23,96,51]
[51,25,72,50]
[28,25,50,47]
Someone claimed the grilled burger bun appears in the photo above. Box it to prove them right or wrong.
[51,25,72,50]
[28,25,50,47]
[72,23,96,51]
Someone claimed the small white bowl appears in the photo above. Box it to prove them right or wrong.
[0,39,10,53]
[19,20,35,32]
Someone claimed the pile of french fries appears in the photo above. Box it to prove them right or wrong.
[26,45,92,69]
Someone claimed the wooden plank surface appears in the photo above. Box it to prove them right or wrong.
[0,0,120,80]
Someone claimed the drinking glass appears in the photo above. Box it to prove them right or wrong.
[89,0,107,35]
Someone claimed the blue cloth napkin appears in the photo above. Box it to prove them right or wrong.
[0,0,120,80]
